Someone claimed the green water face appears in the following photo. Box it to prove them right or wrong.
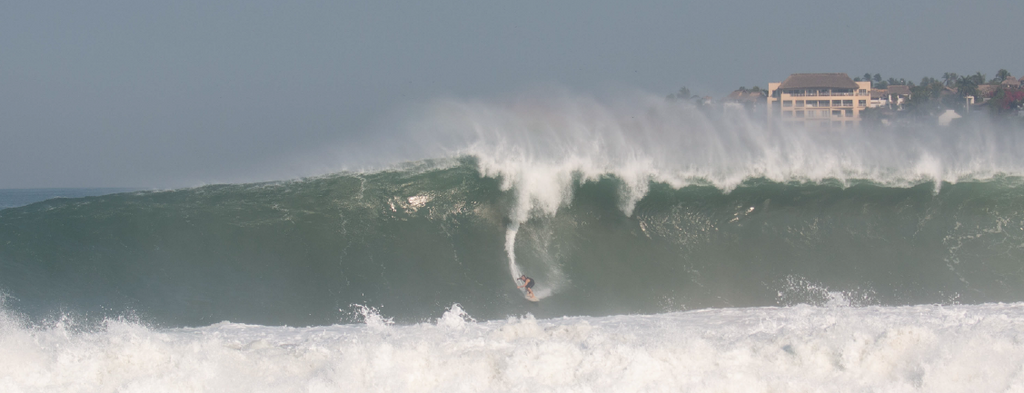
[2,160,1023,327]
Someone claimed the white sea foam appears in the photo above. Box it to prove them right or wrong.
[3,302,1024,392]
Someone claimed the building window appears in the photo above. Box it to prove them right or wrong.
[795,110,804,118]
[845,109,853,117]
[818,89,829,96]
[796,100,804,107]
[820,100,830,107]
[833,100,842,106]
[858,100,866,107]
[821,110,829,117]
[783,100,793,107]
[843,100,853,107]
[807,110,815,118]
[832,110,842,117]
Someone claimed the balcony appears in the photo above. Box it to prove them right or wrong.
[781,90,861,97]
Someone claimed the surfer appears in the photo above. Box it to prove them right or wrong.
[517,275,535,298]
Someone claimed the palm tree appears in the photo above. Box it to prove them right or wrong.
[678,87,691,99]
[667,87,693,102]
[942,72,958,87]
[956,75,979,99]
[971,72,986,85]
[887,77,907,86]
[996,69,1011,82]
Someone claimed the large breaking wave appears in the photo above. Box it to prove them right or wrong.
[2,160,1024,327]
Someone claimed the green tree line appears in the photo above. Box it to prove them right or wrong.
[855,69,1022,117]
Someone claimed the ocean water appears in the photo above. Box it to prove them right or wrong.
[0,188,138,210]
[2,97,1024,391]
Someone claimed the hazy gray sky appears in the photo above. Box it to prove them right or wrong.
[2,0,1021,188]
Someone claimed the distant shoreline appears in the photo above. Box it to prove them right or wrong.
[0,188,140,210]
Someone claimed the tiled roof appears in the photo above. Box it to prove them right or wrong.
[725,90,766,104]
[887,85,911,95]
[978,84,999,96]
[778,73,859,89]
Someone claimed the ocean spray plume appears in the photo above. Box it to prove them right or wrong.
[417,90,1024,197]
[410,89,1024,297]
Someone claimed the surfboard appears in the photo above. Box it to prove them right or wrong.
[525,294,539,302]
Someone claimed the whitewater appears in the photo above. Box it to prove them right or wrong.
[4,303,1024,392]
[2,91,1024,391]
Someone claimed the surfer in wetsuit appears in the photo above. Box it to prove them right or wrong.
[517,275,535,298]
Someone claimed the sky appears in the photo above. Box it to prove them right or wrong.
[2,0,1022,188]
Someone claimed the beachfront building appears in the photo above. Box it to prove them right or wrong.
[1001,76,1020,89]
[885,85,912,110]
[767,73,871,129]
[869,89,888,108]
